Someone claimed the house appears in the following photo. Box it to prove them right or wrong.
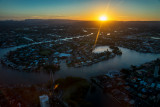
[106,71,121,78]
[59,53,71,58]
[156,84,160,89]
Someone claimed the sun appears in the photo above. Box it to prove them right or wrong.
[99,15,108,21]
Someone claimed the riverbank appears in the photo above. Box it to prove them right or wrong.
[91,58,160,106]
[0,45,160,85]
[1,39,122,72]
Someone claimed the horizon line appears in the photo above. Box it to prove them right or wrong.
[0,19,160,22]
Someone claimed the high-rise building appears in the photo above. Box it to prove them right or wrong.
[154,66,159,78]
[39,95,50,107]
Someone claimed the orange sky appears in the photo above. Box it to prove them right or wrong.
[0,0,160,21]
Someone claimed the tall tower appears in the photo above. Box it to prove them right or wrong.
[39,95,50,107]
[154,65,159,78]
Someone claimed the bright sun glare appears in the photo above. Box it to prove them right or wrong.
[99,16,108,21]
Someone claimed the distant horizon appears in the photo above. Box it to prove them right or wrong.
[0,18,160,22]
[0,0,160,21]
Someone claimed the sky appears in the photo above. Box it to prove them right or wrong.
[0,0,160,21]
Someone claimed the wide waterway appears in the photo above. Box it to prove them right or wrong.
[0,44,160,86]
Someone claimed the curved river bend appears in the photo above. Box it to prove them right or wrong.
[0,45,160,85]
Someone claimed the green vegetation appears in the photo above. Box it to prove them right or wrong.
[39,48,52,56]
[55,77,92,107]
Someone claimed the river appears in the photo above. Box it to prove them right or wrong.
[0,44,160,86]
